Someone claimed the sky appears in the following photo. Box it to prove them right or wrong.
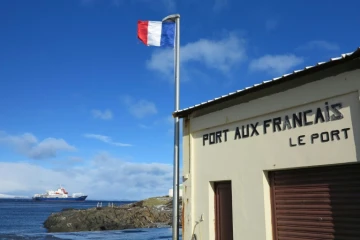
[0,0,359,200]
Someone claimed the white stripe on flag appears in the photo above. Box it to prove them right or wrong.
[147,21,162,46]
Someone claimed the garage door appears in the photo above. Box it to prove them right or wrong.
[270,164,360,240]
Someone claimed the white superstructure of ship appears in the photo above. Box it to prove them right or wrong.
[32,185,87,201]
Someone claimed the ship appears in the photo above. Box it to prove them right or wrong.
[32,186,87,202]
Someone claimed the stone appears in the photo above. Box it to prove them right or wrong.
[43,196,182,232]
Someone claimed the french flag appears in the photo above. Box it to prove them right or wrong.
[137,20,175,47]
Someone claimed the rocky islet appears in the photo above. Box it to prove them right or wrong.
[43,196,183,232]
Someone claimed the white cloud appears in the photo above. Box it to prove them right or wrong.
[68,156,84,162]
[84,134,132,147]
[139,124,151,129]
[91,109,113,120]
[122,96,157,118]
[0,193,28,199]
[139,116,173,130]
[297,40,340,51]
[146,32,247,80]
[0,153,173,200]
[154,116,173,125]
[48,156,84,169]
[265,19,278,31]
[213,0,228,12]
[249,54,304,75]
[0,132,76,160]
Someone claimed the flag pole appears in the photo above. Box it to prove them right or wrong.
[163,13,180,240]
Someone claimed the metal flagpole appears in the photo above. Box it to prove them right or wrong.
[162,13,180,240]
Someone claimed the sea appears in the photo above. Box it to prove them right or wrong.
[0,199,182,240]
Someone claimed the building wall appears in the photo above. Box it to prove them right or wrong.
[168,184,183,197]
[181,69,360,240]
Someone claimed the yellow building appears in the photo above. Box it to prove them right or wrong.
[174,47,360,240]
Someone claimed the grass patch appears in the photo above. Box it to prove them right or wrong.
[141,197,171,207]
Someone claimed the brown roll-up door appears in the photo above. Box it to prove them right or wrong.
[270,163,360,240]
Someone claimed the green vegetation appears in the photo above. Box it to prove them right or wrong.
[136,196,171,208]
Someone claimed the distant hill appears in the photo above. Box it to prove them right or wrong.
[0,193,29,199]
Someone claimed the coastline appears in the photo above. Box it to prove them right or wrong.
[44,196,183,232]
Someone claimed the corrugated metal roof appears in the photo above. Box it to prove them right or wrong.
[173,47,360,118]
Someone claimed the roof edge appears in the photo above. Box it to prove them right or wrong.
[173,47,360,119]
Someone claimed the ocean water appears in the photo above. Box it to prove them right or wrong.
[0,199,182,240]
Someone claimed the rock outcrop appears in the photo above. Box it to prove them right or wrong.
[43,196,182,232]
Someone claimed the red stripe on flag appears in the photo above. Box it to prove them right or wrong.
[137,20,149,45]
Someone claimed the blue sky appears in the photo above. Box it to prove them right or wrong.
[0,0,359,200]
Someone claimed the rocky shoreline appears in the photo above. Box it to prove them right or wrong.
[43,196,182,232]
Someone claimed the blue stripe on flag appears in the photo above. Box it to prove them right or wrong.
[160,22,175,47]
